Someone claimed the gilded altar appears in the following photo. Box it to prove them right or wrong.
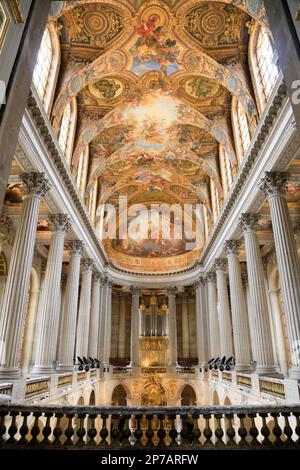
[139,336,168,367]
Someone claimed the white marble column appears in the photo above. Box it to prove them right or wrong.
[130,287,140,367]
[195,277,209,368]
[0,214,13,254]
[239,213,277,373]
[167,287,178,367]
[224,240,252,371]
[57,241,84,370]
[98,277,107,364]
[181,293,189,358]
[103,280,112,367]
[75,259,94,359]
[88,272,102,359]
[32,214,71,374]
[118,294,127,359]
[0,172,50,378]
[207,272,220,358]
[214,259,233,358]
[260,172,300,378]
[268,288,288,376]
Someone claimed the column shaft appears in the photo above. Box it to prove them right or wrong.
[130,287,140,367]
[0,173,50,378]
[167,287,177,366]
[239,214,277,373]
[75,259,94,359]
[32,215,71,374]
[207,273,220,358]
[260,172,300,378]
[103,281,112,367]
[118,294,127,359]
[57,241,83,370]
[195,278,209,367]
[88,273,102,359]
[181,294,189,358]
[215,260,233,358]
[225,241,252,371]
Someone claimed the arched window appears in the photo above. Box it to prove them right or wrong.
[58,102,71,156]
[76,147,89,197]
[32,25,60,113]
[88,180,98,224]
[256,28,279,99]
[237,101,251,155]
[33,28,53,102]
[211,179,220,223]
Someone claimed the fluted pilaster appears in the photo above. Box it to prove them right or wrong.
[167,287,178,366]
[118,294,127,358]
[239,213,277,373]
[102,279,112,367]
[57,241,84,370]
[0,172,50,378]
[75,258,94,359]
[130,287,140,367]
[32,214,71,374]
[260,172,300,378]
[224,240,252,371]
[214,259,233,358]
[195,277,209,367]
[207,272,220,358]
[88,272,102,359]
[181,294,189,358]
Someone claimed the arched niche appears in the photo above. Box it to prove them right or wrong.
[112,384,127,406]
[181,385,197,406]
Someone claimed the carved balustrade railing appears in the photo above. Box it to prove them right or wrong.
[0,405,299,449]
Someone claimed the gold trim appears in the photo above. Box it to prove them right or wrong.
[0,1,10,50]
[8,0,23,23]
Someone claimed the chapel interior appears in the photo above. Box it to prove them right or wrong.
[1,0,300,449]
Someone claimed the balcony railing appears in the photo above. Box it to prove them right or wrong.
[0,405,299,449]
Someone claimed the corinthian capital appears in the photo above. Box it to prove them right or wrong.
[50,214,72,232]
[206,271,216,283]
[214,258,227,272]
[130,286,140,296]
[259,172,288,198]
[82,258,94,271]
[167,287,177,296]
[21,172,51,198]
[238,213,260,233]
[195,276,207,287]
[92,272,102,283]
[224,239,241,256]
[69,240,84,256]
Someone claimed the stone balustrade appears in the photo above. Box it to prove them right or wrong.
[0,404,299,449]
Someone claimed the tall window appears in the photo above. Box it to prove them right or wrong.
[33,28,53,102]
[211,180,220,223]
[88,180,98,224]
[224,150,233,189]
[237,101,251,154]
[257,28,279,99]
[76,147,89,197]
[58,102,71,156]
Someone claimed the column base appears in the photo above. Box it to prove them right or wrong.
[0,367,21,379]
[255,365,278,375]
[30,365,55,375]
[288,366,300,380]
[56,364,74,372]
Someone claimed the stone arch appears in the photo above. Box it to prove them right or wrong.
[112,384,128,406]
[77,396,85,406]
[180,384,197,406]
[224,396,231,406]
[212,390,220,405]
[141,381,168,407]
[89,389,96,406]
[19,267,40,374]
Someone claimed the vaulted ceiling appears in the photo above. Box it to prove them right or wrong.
[49,0,267,272]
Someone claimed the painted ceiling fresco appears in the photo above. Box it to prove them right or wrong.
[52,0,265,272]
